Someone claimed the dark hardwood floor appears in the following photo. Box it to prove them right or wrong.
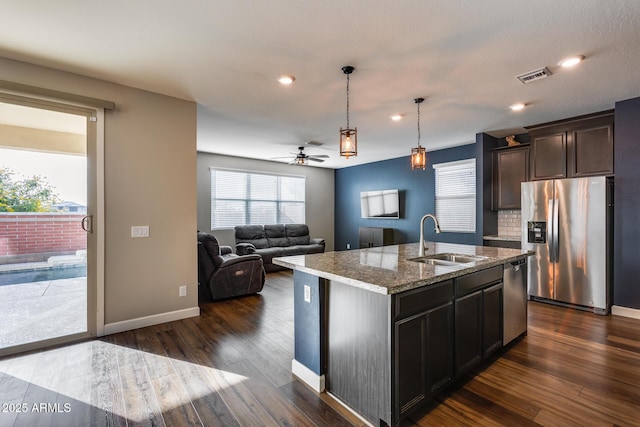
[1,270,639,426]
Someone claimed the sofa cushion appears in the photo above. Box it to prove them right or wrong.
[235,225,269,249]
[264,224,289,247]
[285,224,310,245]
[255,247,285,265]
[288,244,325,255]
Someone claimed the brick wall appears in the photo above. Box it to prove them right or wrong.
[0,213,87,257]
[497,209,522,238]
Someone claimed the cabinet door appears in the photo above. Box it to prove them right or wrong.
[394,313,428,418]
[394,302,453,423]
[454,290,483,375]
[530,132,566,180]
[359,227,372,248]
[493,147,529,209]
[482,283,503,358]
[570,121,613,177]
[425,302,454,395]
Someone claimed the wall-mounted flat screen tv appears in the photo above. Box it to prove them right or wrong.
[360,189,400,219]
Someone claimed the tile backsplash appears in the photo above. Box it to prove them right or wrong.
[498,210,522,238]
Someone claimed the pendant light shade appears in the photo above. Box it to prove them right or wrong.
[340,66,357,158]
[411,97,426,170]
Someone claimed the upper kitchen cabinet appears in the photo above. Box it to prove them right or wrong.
[492,145,529,210]
[526,110,614,180]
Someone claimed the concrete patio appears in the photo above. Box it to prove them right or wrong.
[0,261,86,349]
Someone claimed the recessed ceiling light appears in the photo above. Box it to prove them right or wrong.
[277,75,295,85]
[558,55,585,68]
[509,103,526,111]
[390,114,403,121]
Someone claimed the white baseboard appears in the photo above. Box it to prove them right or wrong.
[103,306,200,336]
[611,305,640,320]
[291,359,325,392]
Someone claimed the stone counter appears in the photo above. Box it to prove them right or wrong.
[273,241,532,295]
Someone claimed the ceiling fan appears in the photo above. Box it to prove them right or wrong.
[271,146,330,165]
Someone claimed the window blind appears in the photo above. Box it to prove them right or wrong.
[210,168,305,229]
[433,159,476,233]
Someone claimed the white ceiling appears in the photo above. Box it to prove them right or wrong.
[1,1,639,169]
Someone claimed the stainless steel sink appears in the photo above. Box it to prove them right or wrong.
[407,253,487,265]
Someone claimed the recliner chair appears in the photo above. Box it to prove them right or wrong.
[197,232,265,301]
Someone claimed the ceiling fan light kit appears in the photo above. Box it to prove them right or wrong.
[340,65,357,159]
[270,146,330,166]
[411,97,426,170]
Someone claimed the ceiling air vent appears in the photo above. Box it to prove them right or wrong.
[516,67,552,84]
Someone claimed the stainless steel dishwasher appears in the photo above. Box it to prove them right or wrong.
[503,259,528,345]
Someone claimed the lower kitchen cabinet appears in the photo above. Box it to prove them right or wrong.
[454,290,483,375]
[482,283,504,358]
[394,301,453,419]
[393,265,504,424]
[454,268,504,375]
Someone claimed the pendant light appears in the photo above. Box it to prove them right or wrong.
[339,66,357,158]
[411,97,426,170]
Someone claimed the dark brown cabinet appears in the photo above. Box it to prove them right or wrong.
[359,227,393,248]
[492,146,529,209]
[527,111,613,180]
[395,301,453,419]
[482,283,504,358]
[454,290,483,374]
[453,266,503,376]
[394,280,453,421]
[393,266,503,424]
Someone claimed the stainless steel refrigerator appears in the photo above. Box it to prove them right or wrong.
[521,176,612,314]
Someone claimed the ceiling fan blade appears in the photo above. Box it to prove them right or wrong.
[309,154,330,158]
[270,156,295,160]
[308,157,325,162]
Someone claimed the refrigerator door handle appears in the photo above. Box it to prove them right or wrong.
[552,198,560,263]
[547,199,555,263]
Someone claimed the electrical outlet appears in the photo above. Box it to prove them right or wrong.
[346,243,351,249]
[303,285,311,303]
[179,285,187,297]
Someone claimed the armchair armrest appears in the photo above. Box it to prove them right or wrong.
[219,253,263,268]
[236,242,257,255]
[310,237,325,247]
[220,245,233,255]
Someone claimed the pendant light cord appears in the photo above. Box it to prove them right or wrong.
[417,100,421,146]
[346,73,350,129]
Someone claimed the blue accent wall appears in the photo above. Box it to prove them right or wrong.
[614,96,640,309]
[335,138,497,250]
[293,270,325,374]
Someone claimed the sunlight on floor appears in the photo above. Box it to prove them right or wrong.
[0,340,249,424]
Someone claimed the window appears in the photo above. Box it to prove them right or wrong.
[433,159,476,233]
[210,168,305,229]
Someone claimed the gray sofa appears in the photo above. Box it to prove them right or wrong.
[235,224,325,272]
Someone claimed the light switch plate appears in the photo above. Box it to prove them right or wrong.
[131,226,150,238]
[303,285,311,303]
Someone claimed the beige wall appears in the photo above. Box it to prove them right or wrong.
[196,151,335,251]
[0,57,198,325]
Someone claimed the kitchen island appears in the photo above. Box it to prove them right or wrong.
[274,241,532,427]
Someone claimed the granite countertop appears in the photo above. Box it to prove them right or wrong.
[483,235,522,242]
[273,242,533,295]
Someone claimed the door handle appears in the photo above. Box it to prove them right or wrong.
[81,215,93,233]
[552,198,559,263]
[547,199,554,263]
